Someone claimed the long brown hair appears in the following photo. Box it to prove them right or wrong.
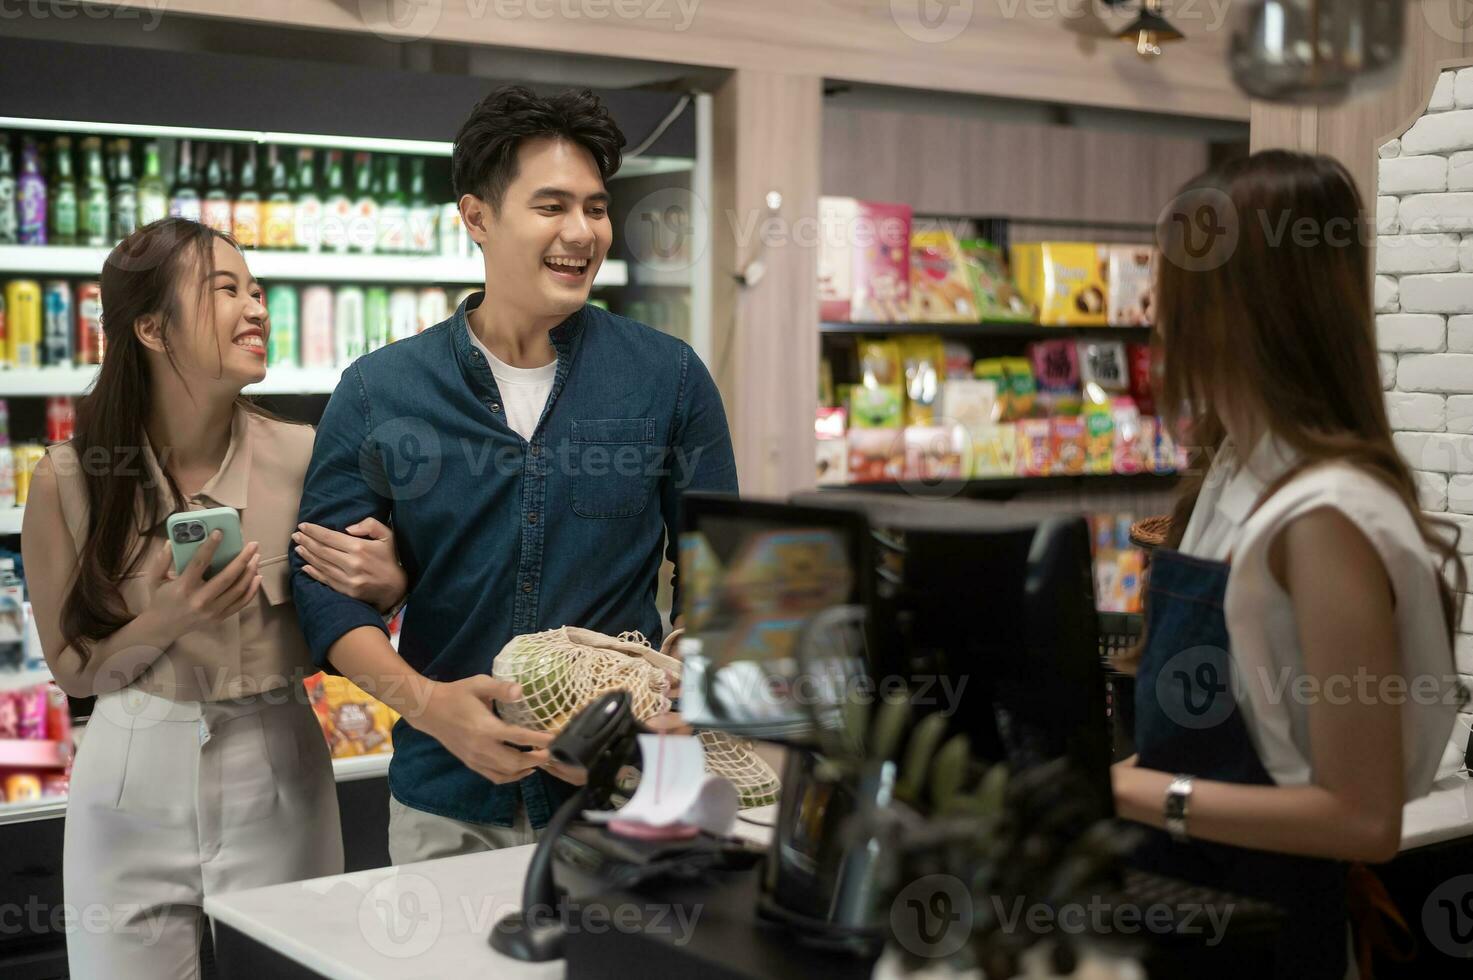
[1154,150,1463,640]
[61,217,265,657]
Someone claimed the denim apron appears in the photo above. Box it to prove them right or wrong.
[1130,548,1349,978]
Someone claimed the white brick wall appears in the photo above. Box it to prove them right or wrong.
[1382,69,1473,743]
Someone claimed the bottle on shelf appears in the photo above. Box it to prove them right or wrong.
[17,138,47,246]
[76,281,102,366]
[136,141,168,228]
[389,287,417,343]
[47,137,78,246]
[110,138,139,242]
[376,155,408,254]
[293,148,323,253]
[78,137,109,247]
[266,284,298,367]
[4,280,40,368]
[201,144,233,236]
[334,285,366,365]
[300,285,334,368]
[407,157,435,255]
[168,139,201,223]
[0,138,17,245]
[349,152,378,254]
[42,281,73,367]
[232,143,261,248]
[320,150,351,254]
[262,145,295,249]
[438,199,466,257]
[364,286,390,352]
[0,400,14,510]
[46,396,74,444]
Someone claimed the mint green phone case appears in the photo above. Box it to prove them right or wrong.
[166,506,244,578]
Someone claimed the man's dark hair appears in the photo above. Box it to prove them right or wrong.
[452,85,626,212]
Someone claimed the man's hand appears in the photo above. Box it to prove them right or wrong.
[413,675,554,784]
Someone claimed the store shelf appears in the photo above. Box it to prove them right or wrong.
[821,320,1153,340]
[0,666,50,691]
[331,752,391,783]
[0,739,67,769]
[0,245,628,289]
[0,364,345,398]
[0,795,66,826]
[822,473,1178,499]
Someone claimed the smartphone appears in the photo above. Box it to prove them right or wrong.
[166,506,244,579]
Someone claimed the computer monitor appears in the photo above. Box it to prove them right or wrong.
[676,494,875,747]
[679,491,1111,817]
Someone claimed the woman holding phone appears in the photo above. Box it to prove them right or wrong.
[23,217,408,980]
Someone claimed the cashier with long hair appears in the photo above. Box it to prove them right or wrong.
[24,217,409,980]
[1112,151,1465,979]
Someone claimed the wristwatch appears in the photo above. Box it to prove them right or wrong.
[1164,774,1194,843]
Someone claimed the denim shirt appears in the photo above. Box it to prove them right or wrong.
[290,295,738,827]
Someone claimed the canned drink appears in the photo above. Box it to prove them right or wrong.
[75,281,103,365]
[416,287,449,334]
[43,280,73,368]
[14,443,44,506]
[46,396,74,444]
[266,284,299,367]
[5,280,41,369]
[300,286,335,368]
[333,286,366,366]
[364,287,390,352]
[388,288,418,344]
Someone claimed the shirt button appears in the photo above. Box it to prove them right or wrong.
[528,513,539,524]
[471,350,482,359]
[522,582,533,594]
[491,403,502,413]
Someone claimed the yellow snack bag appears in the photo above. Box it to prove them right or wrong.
[900,336,945,426]
[305,673,399,758]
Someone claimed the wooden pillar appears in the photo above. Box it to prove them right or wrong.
[710,70,823,498]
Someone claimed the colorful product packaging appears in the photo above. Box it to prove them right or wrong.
[1051,415,1087,476]
[852,341,905,429]
[816,407,848,487]
[1126,343,1156,416]
[846,428,903,483]
[1107,244,1155,326]
[1111,398,1146,475]
[959,239,1033,322]
[1030,339,1082,417]
[900,336,945,426]
[942,341,973,379]
[1010,242,1109,326]
[973,421,1017,477]
[1002,357,1038,420]
[818,197,913,322]
[1152,416,1178,474]
[904,424,966,481]
[304,672,399,758]
[1017,418,1052,477]
[973,359,1010,420]
[940,378,998,478]
[1084,402,1115,475]
[1078,340,1130,406]
[909,230,977,323]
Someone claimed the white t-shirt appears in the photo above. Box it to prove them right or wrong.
[1178,435,1464,800]
[468,330,556,442]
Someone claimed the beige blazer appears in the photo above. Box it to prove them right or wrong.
[42,407,314,701]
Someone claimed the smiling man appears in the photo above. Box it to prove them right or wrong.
[290,86,737,862]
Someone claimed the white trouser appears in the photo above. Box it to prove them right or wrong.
[63,686,343,980]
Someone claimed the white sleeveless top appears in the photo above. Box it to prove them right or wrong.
[1178,435,1465,800]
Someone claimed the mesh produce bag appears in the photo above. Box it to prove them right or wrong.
[493,626,781,809]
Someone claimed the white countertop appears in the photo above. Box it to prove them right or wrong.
[1399,777,1473,850]
[204,807,777,980]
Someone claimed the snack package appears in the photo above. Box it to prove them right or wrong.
[819,356,835,408]
[41,773,68,798]
[1111,398,1146,475]
[1017,418,1053,477]
[1077,340,1130,406]
[1152,415,1178,474]
[901,336,945,426]
[852,340,904,429]
[904,424,966,481]
[1051,416,1087,476]
[1107,244,1155,326]
[1011,242,1109,326]
[3,773,41,804]
[1030,340,1082,417]
[973,359,1011,420]
[1084,402,1115,475]
[941,379,998,477]
[816,408,848,487]
[1001,357,1038,420]
[16,685,46,740]
[847,428,904,483]
[44,684,70,746]
[1116,550,1145,613]
[1126,343,1156,416]
[1096,555,1123,613]
[305,672,399,758]
[943,341,974,379]
[856,201,913,322]
[818,196,859,321]
[959,239,1034,322]
[910,231,978,322]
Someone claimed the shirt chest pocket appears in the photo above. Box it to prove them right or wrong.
[256,554,293,607]
[569,418,661,519]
